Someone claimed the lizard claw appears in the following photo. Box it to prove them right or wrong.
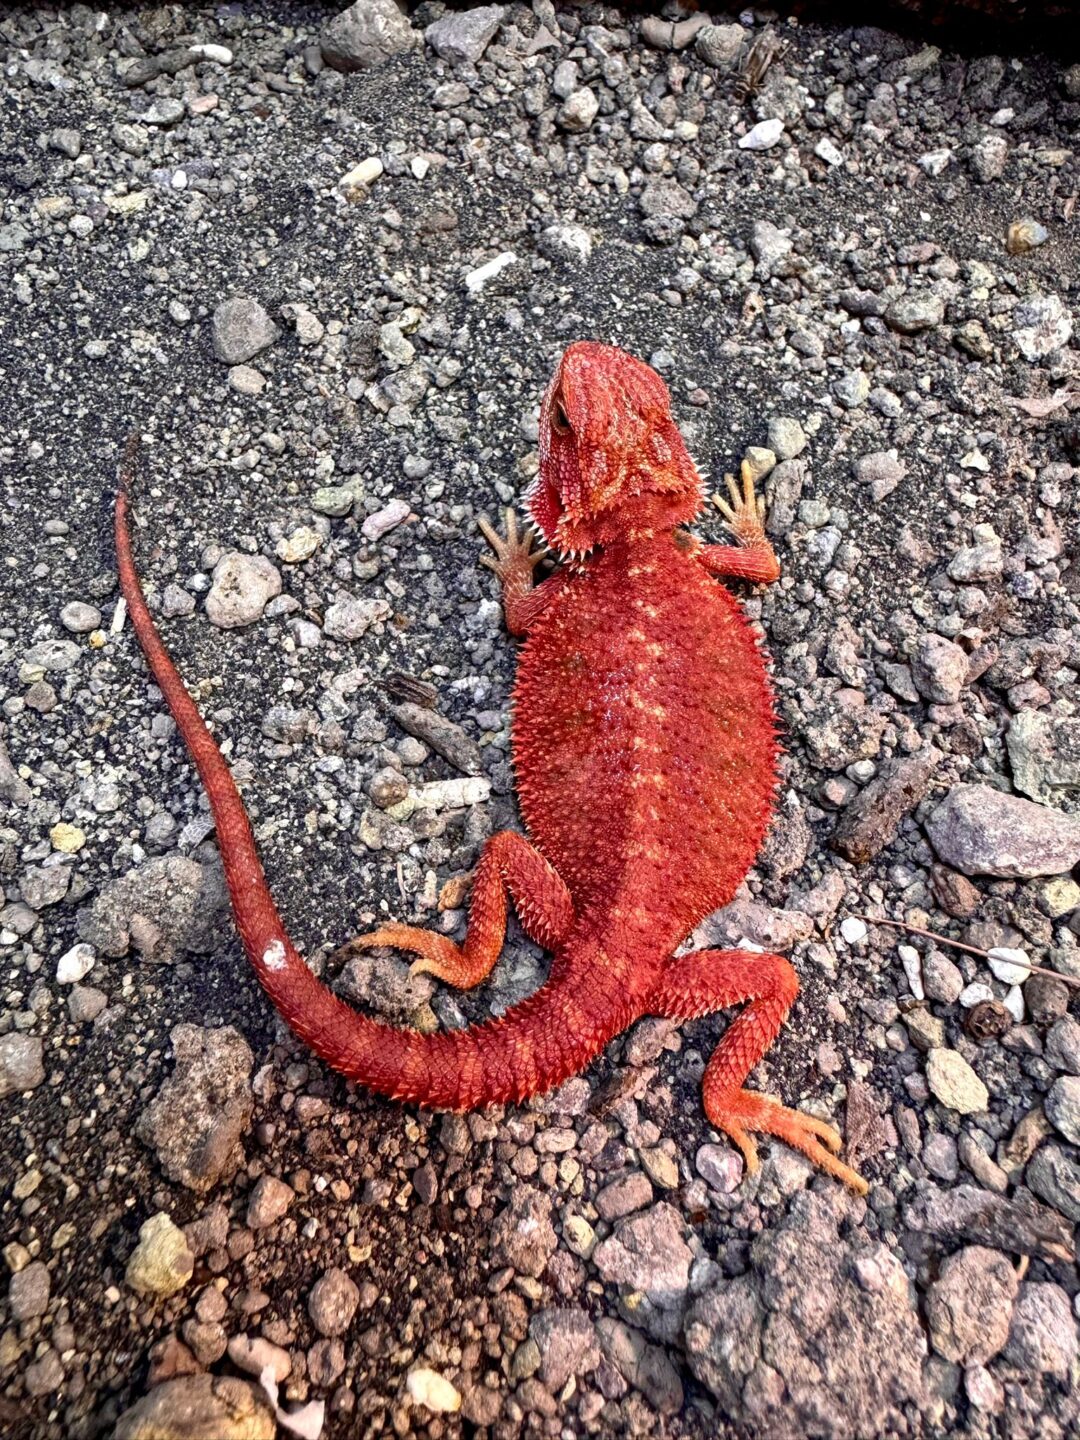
[708,1088,869,1196]
[343,924,495,991]
[478,508,547,582]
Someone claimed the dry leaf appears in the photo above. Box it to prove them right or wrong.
[1003,388,1078,419]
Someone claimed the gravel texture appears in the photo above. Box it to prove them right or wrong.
[2,5,1079,1440]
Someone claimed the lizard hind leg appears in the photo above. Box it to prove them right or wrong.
[347,830,574,991]
[649,948,868,1195]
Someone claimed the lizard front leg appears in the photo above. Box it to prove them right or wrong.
[701,462,781,585]
[348,831,575,990]
[649,949,867,1194]
[478,508,554,635]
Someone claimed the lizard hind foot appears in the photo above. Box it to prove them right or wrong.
[347,923,493,991]
[708,1088,869,1197]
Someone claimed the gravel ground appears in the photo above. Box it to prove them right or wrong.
[2,4,1080,1438]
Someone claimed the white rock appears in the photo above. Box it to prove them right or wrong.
[918,149,952,176]
[987,946,1032,985]
[339,157,383,195]
[899,944,924,1001]
[1003,985,1025,1023]
[959,982,995,1008]
[465,251,518,292]
[406,1368,461,1413]
[815,137,844,166]
[738,118,784,151]
[839,916,867,945]
[189,43,233,64]
[56,942,95,985]
[410,777,491,811]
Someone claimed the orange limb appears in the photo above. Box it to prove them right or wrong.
[350,831,574,990]
[649,948,868,1195]
[703,462,781,585]
[478,509,553,636]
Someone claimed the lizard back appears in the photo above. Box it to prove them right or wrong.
[512,535,778,948]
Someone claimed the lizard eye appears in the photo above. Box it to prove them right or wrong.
[551,399,570,435]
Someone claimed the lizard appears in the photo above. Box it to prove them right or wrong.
[115,340,867,1194]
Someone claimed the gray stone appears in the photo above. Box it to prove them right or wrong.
[595,1172,653,1220]
[308,1266,360,1336]
[539,224,592,264]
[926,1245,1018,1364]
[558,88,599,133]
[684,1191,927,1439]
[695,22,745,70]
[1027,1144,1080,1222]
[20,864,70,909]
[205,552,282,628]
[8,1260,50,1321]
[1046,1015,1080,1074]
[1002,1283,1078,1379]
[767,416,807,461]
[320,0,419,72]
[210,297,280,365]
[765,459,806,536]
[885,292,945,334]
[853,450,905,501]
[925,784,1080,878]
[76,854,228,961]
[1006,710,1080,802]
[529,1308,600,1391]
[425,6,504,64]
[640,179,696,220]
[490,1186,556,1278]
[60,600,101,633]
[324,593,391,640]
[592,1202,692,1310]
[136,1024,254,1192]
[1012,294,1073,360]
[0,1034,45,1099]
[971,131,1008,181]
[922,951,964,1005]
[833,370,870,408]
[749,220,792,276]
[0,736,31,805]
[1045,1075,1080,1144]
[23,638,81,673]
[246,1174,294,1229]
[911,634,969,705]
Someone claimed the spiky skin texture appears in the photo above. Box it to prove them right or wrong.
[115,345,867,1193]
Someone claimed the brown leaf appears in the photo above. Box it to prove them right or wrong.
[844,1081,889,1170]
[1003,388,1078,419]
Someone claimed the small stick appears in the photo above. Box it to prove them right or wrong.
[849,913,1080,992]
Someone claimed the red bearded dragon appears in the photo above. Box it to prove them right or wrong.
[115,341,866,1193]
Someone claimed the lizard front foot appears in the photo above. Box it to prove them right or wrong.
[708,1088,869,1196]
[713,460,770,547]
[478,508,547,586]
[345,924,494,991]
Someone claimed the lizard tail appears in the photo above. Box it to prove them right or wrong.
[115,439,634,1108]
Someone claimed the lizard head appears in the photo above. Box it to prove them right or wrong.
[529,341,703,557]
